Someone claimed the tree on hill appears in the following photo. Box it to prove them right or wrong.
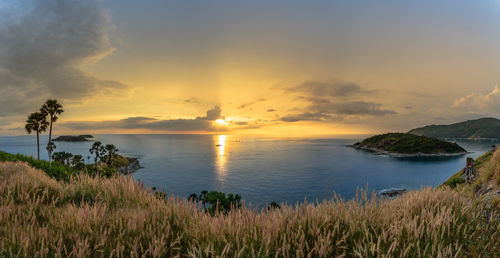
[71,155,85,171]
[25,112,49,160]
[40,99,64,162]
[89,141,106,169]
[45,141,56,165]
[52,151,73,167]
[190,190,242,214]
[104,144,119,166]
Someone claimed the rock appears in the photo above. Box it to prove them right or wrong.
[377,188,407,197]
[117,158,143,175]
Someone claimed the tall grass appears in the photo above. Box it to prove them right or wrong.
[0,161,499,257]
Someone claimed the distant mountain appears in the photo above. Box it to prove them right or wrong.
[351,133,466,156]
[408,118,500,139]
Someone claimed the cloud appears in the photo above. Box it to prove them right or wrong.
[451,85,500,114]
[200,106,223,120]
[286,80,373,98]
[0,0,130,116]
[311,101,397,116]
[61,106,228,132]
[238,98,266,109]
[267,109,276,112]
[280,80,396,122]
[281,112,336,122]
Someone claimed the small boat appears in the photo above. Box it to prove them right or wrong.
[216,144,222,147]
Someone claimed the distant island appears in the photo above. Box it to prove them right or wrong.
[53,135,94,142]
[408,117,500,139]
[351,133,467,156]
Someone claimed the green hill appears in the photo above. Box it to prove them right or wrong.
[408,117,500,139]
[352,133,466,155]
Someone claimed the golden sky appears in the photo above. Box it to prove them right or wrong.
[1,0,500,137]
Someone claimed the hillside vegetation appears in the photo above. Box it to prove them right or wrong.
[353,133,466,155]
[409,117,500,139]
[0,161,499,256]
[442,148,500,209]
[0,150,136,180]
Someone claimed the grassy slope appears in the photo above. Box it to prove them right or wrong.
[441,148,500,209]
[409,117,500,138]
[0,161,499,256]
[0,150,73,181]
[355,133,466,154]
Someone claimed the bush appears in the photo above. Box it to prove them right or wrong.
[443,176,466,188]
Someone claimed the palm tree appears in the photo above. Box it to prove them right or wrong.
[89,141,106,169]
[45,141,56,165]
[25,112,49,160]
[104,144,118,166]
[40,99,63,161]
[52,152,66,165]
[63,152,73,167]
[71,155,85,170]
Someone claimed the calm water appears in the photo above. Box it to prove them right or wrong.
[1,134,498,206]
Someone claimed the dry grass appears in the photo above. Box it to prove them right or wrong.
[1,161,499,257]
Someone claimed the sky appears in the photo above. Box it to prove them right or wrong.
[1,0,500,137]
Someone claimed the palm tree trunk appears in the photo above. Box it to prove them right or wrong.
[48,117,53,161]
[49,117,53,143]
[36,131,40,160]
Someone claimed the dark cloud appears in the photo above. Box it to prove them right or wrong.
[238,98,266,109]
[0,0,130,116]
[280,80,396,122]
[287,80,373,98]
[61,106,227,132]
[267,109,276,112]
[312,101,396,116]
[281,112,334,122]
[199,106,223,120]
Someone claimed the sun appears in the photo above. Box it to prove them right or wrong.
[215,118,229,126]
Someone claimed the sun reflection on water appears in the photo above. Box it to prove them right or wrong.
[215,135,227,181]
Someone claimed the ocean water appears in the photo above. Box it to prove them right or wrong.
[1,134,498,207]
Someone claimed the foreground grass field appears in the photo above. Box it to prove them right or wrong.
[1,162,499,257]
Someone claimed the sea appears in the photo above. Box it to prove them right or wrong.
[1,134,498,207]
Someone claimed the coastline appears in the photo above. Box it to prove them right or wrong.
[348,144,469,157]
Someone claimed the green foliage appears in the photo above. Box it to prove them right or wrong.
[89,141,106,165]
[190,190,242,214]
[24,112,49,135]
[355,133,466,154]
[104,144,118,165]
[443,176,465,188]
[268,201,281,210]
[0,151,72,181]
[52,151,73,166]
[408,117,500,138]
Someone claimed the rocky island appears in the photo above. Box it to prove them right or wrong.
[113,155,143,175]
[351,133,467,156]
[53,135,94,142]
